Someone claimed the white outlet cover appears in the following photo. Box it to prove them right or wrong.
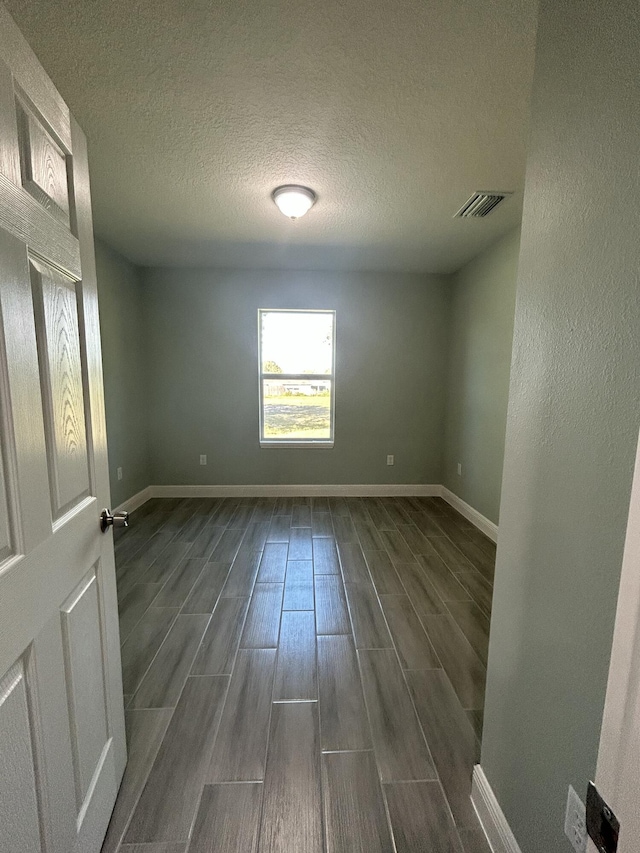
[116,467,123,481]
[564,785,587,853]
[200,454,207,465]
[386,455,394,465]
[457,462,462,475]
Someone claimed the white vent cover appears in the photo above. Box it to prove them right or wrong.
[454,191,512,218]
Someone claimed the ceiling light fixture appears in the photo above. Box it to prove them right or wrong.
[272,185,317,220]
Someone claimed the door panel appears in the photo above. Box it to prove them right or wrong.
[0,370,14,563]
[0,5,126,852]
[0,59,19,196]
[61,569,109,806]
[0,227,50,553]
[17,98,71,225]
[0,659,43,852]
[30,257,90,518]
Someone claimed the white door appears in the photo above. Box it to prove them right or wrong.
[590,426,640,852]
[0,5,126,853]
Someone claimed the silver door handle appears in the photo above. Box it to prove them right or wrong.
[100,508,129,533]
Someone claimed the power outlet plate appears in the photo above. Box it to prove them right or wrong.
[457,462,462,476]
[565,785,587,853]
[116,467,123,481]
[386,455,394,466]
[199,454,207,465]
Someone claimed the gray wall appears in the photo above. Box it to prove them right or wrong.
[443,228,520,524]
[141,268,451,486]
[482,2,640,852]
[96,239,151,506]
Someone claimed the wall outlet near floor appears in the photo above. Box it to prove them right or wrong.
[457,462,462,476]
[199,454,207,465]
[116,466,123,481]
[386,454,394,466]
[564,785,587,853]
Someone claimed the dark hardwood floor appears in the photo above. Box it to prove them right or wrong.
[103,495,495,853]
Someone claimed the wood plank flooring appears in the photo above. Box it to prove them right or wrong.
[104,495,495,853]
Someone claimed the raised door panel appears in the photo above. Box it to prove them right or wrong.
[30,257,90,519]
[0,462,14,564]
[0,232,20,567]
[0,659,42,852]
[0,57,19,185]
[61,569,109,807]
[16,98,70,226]
[0,363,16,566]
[0,23,78,278]
[0,227,50,553]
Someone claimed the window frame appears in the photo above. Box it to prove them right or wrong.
[258,308,336,449]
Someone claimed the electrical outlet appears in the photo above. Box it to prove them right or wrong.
[386,454,394,466]
[457,462,462,476]
[199,454,207,465]
[116,467,123,481]
[564,785,587,853]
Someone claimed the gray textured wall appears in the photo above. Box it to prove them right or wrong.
[141,267,451,486]
[95,239,151,506]
[444,228,520,524]
[481,2,640,851]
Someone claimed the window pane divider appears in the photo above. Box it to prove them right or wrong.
[261,373,333,380]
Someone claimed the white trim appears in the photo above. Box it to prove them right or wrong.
[114,485,153,514]
[259,441,334,449]
[592,427,640,851]
[471,765,522,853]
[148,483,442,498]
[440,486,498,543]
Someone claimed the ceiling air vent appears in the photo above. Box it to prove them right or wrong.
[454,191,512,218]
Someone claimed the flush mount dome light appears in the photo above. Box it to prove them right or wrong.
[272,185,316,219]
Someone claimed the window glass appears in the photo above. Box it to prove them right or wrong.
[259,310,335,446]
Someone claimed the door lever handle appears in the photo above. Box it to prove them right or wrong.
[100,508,129,533]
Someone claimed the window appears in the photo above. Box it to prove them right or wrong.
[259,309,335,447]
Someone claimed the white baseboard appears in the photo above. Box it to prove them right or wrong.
[114,485,153,514]
[440,487,498,543]
[149,483,442,498]
[471,765,522,853]
[114,484,500,551]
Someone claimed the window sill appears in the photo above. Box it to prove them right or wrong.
[260,441,334,449]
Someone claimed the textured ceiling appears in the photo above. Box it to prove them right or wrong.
[5,0,537,272]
